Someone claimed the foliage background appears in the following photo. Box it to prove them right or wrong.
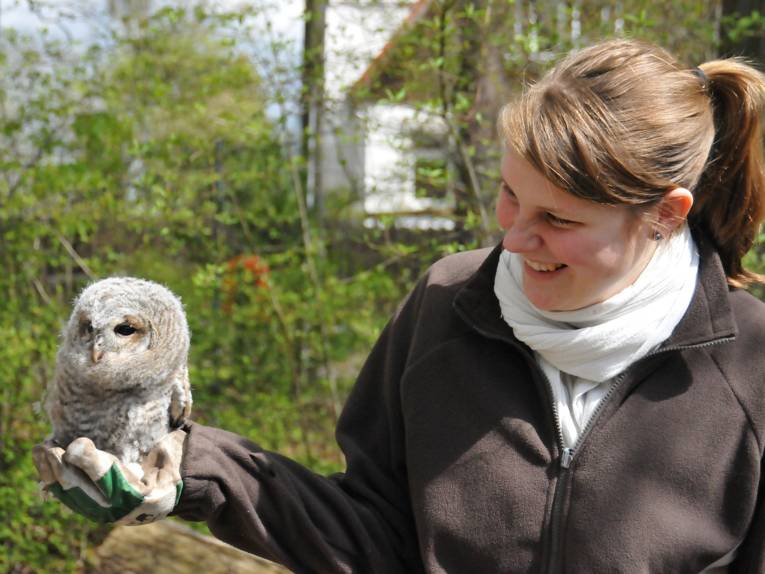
[1,0,763,572]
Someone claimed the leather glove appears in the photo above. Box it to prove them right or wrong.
[32,429,186,525]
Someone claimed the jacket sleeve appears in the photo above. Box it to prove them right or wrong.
[173,281,429,574]
[731,456,765,573]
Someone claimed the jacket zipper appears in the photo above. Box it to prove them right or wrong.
[542,370,625,574]
[541,335,734,574]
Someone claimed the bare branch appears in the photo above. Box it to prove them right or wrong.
[54,230,96,281]
[32,277,54,307]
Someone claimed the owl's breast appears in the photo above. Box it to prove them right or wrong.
[49,375,174,465]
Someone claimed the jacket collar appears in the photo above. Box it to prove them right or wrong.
[453,234,738,352]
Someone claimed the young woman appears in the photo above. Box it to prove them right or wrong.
[36,39,765,572]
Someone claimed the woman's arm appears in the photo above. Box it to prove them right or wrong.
[731,457,765,573]
[174,282,430,574]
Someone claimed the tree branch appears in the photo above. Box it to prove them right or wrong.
[54,230,96,281]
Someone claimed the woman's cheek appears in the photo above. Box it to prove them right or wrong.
[547,234,599,268]
[573,239,630,278]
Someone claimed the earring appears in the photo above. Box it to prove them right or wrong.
[653,231,663,241]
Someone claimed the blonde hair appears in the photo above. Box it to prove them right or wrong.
[500,38,765,287]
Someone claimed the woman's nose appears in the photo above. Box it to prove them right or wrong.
[502,219,542,253]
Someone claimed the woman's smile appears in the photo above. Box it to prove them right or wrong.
[523,258,567,273]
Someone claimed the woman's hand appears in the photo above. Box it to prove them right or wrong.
[32,429,186,525]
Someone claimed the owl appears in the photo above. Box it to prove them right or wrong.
[45,277,192,468]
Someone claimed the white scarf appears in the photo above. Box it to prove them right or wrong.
[493,225,699,382]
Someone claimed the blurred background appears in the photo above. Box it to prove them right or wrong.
[1,0,763,571]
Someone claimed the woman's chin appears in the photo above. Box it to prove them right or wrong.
[522,275,574,311]
[523,289,565,311]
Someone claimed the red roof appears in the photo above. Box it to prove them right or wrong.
[351,0,434,93]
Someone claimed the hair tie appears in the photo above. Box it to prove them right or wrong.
[692,67,708,91]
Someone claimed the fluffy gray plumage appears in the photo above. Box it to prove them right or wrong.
[46,277,192,465]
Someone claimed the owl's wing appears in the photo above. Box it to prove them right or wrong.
[169,366,192,428]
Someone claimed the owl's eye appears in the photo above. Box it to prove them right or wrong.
[114,324,137,336]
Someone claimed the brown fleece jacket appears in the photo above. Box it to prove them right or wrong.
[174,238,765,573]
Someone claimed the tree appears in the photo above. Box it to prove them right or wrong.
[302,0,328,216]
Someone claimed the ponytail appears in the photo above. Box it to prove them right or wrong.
[692,59,765,287]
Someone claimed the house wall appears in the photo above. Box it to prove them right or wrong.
[321,2,456,228]
[361,103,454,230]
[318,1,413,202]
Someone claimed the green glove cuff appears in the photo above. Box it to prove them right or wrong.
[174,480,184,507]
[49,462,144,523]
[35,431,186,525]
[48,464,184,524]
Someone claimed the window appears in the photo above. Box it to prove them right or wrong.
[414,156,449,200]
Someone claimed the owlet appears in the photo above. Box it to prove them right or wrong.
[46,277,192,466]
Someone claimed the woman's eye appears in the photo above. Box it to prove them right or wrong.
[114,324,137,336]
[546,213,577,227]
[500,182,516,199]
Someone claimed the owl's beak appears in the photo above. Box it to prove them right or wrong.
[91,341,104,363]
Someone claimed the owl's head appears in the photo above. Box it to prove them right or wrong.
[60,277,189,389]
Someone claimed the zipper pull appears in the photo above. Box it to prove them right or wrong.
[560,447,574,469]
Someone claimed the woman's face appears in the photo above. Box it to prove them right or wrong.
[496,152,658,311]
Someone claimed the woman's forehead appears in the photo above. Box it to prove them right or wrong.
[501,151,613,216]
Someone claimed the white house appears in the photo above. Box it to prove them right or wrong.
[319,0,456,229]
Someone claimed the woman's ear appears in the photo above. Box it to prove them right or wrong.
[656,187,693,234]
